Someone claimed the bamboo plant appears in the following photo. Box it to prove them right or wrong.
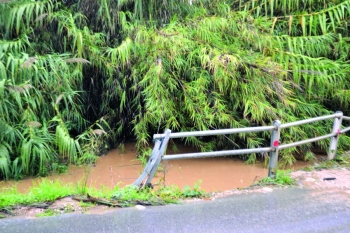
[0,0,350,179]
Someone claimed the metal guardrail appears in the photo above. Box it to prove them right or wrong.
[153,126,276,139]
[133,111,350,188]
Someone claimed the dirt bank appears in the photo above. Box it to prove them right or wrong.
[210,167,350,199]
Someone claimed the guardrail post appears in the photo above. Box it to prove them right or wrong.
[132,139,162,187]
[268,120,281,178]
[145,129,171,186]
[328,111,343,160]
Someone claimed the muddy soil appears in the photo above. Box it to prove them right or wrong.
[1,196,118,219]
[211,167,350,199]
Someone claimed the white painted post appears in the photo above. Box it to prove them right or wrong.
[145,129,171,186]
[132,139,162,187]
[268,120,281,178]
[328,111,343,160]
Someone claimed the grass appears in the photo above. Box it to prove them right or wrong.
[302,155,350,171]
[35,206,75,217]
[258,170,295,186]
[0,179,207,211]
[257,154,350,187]
[111,180,206,206]
[79,201,97,213]
[36,209,60,217]
[79,201,96,211]
[0,179,78,208]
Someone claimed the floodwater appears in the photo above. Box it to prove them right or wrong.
[0,143,317,193]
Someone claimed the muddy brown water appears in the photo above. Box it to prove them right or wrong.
[0,143,317,193]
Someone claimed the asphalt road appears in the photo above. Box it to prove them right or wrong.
[1,187,350,233]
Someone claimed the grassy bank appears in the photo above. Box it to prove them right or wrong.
[0,179,206,212]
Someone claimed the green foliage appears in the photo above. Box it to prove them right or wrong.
[181,180,205,198]
[51,163,68,174]
[304,150,316,162]
[259,170,295,186]
[112,182,206,204]
[79,201,95,208]
[0,187,27,208]
[35,204,75,217]
[0,144,11,180]
[1,0,350,179]
[0,179,206,209]
[77,153,99,165]
[0,179,77,208]
[304,154,350,171]
[29,179,77,202]
[36,209,59,217]
[136,147,153,166]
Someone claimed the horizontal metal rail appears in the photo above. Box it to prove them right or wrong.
[279,133,336,150]
[342,116,350,121]
[340,127,350,134]
[280,113,340,129]
[153,126,276,140]
[134,111,350,187]
[162,147,274,160]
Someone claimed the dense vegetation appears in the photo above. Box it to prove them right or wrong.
[1,0,350,179]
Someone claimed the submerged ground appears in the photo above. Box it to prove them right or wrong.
[0,143,313,193]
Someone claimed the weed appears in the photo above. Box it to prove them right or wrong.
[84,185,114,199]
[136,148,153,166]
[0,178,207,212]
[157,185,182,201]
[111,181,206,205]
[303,155,350,171]
[63,204,75,213]
[0,179,76,208]
[80,201,96,212]
[157,160,170,186]
[279,148,297,168]
[29,179,76,202]
[181,180,205,198]
[334,155,350,166]
[0,187,28,208]
[79,202,95,209]
[245,153,257,165]
[112,185,148,201]
[78,153,99,166]
[304,151,316,162]
[118,144,126,154]
[36,209,59,217]
[258,170,295,186]
[52,163,68,174]
[76,153,98,195]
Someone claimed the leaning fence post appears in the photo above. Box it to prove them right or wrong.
[145,129,171,186]
[328,111,343,160]
[268,120,281,178]
[132,139,162,187]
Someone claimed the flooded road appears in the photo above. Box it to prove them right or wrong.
[0,143,315,192]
